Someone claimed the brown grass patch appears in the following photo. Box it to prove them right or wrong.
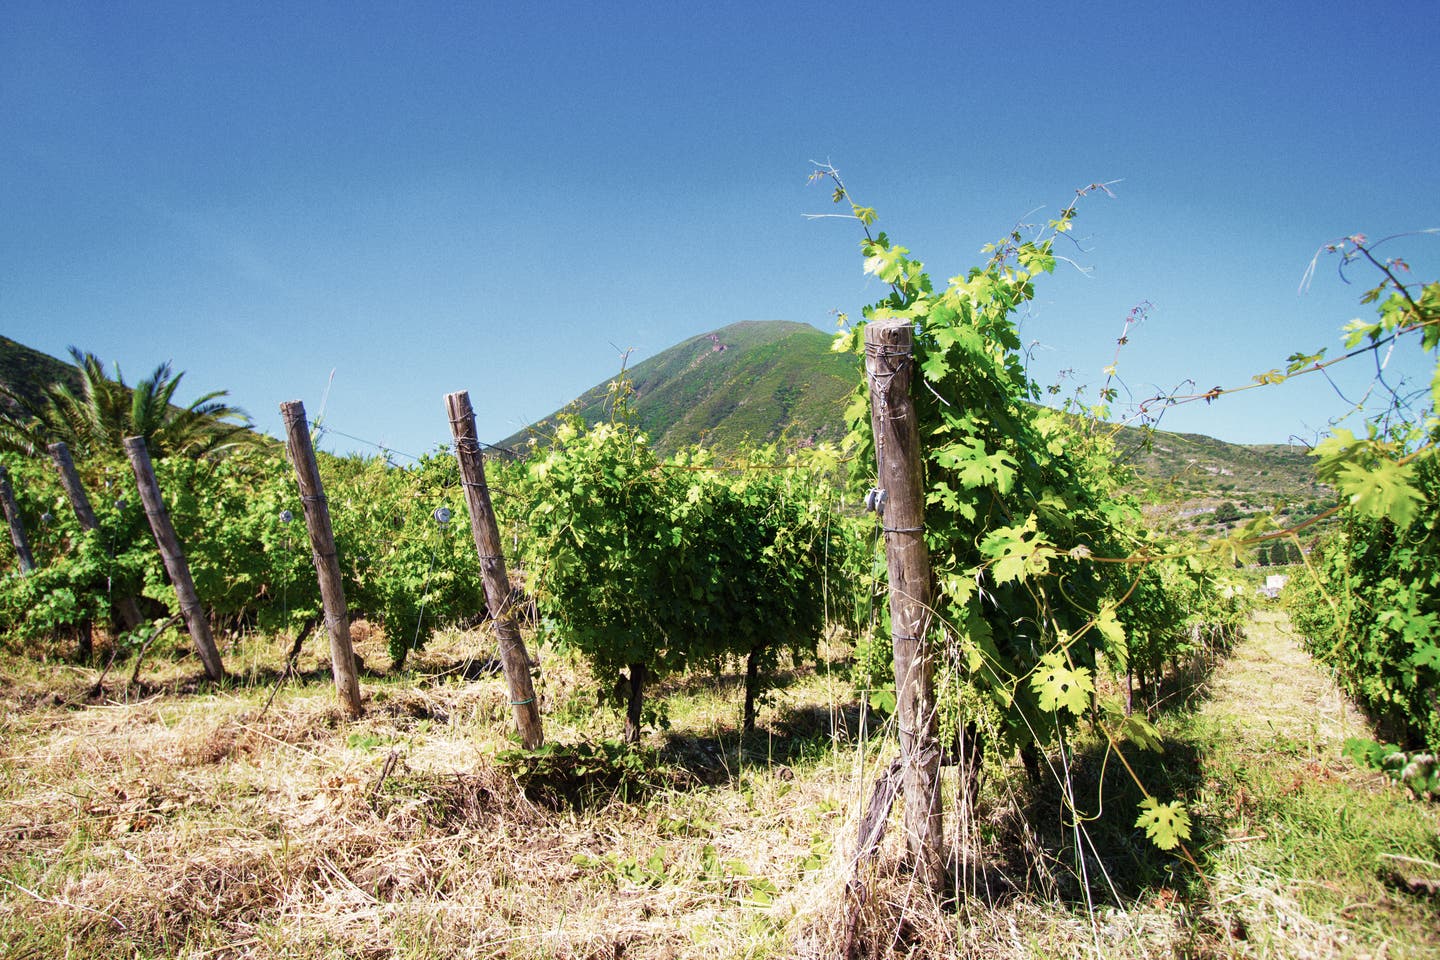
[4,615,1438,958]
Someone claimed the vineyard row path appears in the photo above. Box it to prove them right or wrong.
[1202,607,1366,749]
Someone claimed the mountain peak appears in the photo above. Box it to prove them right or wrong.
[501,320,858,454]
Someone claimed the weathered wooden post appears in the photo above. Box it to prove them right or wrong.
[279,400,363,719]
[864,318,943,890]
[0,464,36,574]
[445,390,544,749]
[123,436,226,682]
[48,441,144,634]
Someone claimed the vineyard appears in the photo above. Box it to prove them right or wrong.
[2,193,1438,959]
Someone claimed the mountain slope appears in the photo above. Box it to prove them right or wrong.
[501,320,1331,527]
[501,320,860,453]
[0,336,80,414]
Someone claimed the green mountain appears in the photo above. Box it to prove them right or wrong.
[501,320,860,453]
[503,319,1332,531]
[0,336,80,414]
[1113,426,1325,502]
[1109,424,1332,536]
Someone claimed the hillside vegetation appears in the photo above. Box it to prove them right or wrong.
[500,320,859,454]
[0,335,80,414]
[499,320,1328,523]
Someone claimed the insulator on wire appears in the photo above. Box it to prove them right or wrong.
[433,507,453,526]
[279,509,295,524]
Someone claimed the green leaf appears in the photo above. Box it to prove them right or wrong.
[1031,652,1094,715]
[1343,737,1390,770]
[1336,458,1423,527]
[979,515,1047,585]
[1409,643,1440,671]
[1095,603,1125,649]
[1135,797,1191,851]
[1118,713,1165,753]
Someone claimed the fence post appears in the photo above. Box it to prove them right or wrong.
[445,390,544,749]
[48,441,144,633]
[122,436,226,682]
[0,464,36,574]
[864,318,944,891]
[279,400,363,719]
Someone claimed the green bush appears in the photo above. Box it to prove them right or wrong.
[1286,455,1440,752]
[519,415,854,739]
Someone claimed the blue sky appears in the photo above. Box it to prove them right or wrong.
[3,0,1437,460]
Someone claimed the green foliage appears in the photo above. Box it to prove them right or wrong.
[0,442,498,664]
[1122,556,1248,697]
[817,169,1245,854]
[1344,737,1440,799]
[521,417,690,686]
[1285,243,1440,754]
[326,448,490,666]
[519,412,854,737]
[1286,465,1440,752]
[495,738,667,806]
[1133,796,1192,851]
[0,451,151,644]
[149,452,318,633]
[0,348,257,460]
[1032,652,1095,716]
[828,182,1186,756]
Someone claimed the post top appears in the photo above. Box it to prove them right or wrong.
[864,318,916,334]
[863,318,916,347]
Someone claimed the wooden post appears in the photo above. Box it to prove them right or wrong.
[864,318,944,890]
[445,390,544,749]
[48,441,144,633]
[48,442,99,530]
[279,400,363,719]
[0,464,35,574]
[123,436,226,682]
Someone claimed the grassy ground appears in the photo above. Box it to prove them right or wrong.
[0,611,1436,959]
[1176,609,1440,958]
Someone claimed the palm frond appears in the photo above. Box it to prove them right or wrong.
[6,346,255,462]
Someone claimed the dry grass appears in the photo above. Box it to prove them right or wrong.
[2,613,1437,959]
[0,627,867,958]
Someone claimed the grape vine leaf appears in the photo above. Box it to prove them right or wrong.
[1119,713,1165,753]
[1098,696,1164,752]
[1409,643,1440,671]
[1336,459,1423,527]
[1135,797,1191,851]
[1031,652,1094,715]
[1095,603,1125,649]
[869,687,897,714]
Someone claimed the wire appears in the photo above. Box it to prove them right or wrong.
[305,419,519,462]
[408,544,441,656]
[313,425,422,463]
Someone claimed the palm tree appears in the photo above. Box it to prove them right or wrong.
[0,348,257,460]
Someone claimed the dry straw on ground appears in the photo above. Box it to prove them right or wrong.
[2,615,1437,959]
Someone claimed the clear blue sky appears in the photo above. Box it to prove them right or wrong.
[3,0,1437,460]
